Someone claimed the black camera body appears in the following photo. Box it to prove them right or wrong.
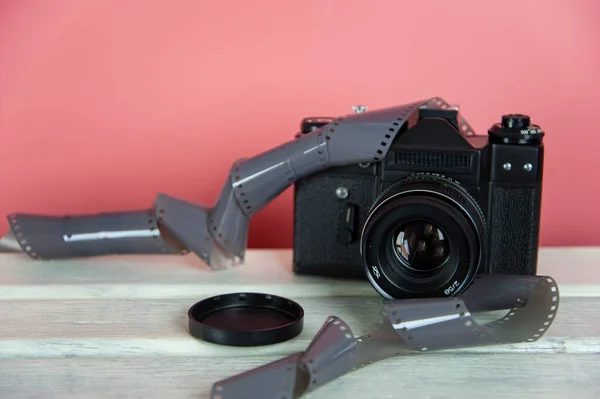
[293,104,544,299]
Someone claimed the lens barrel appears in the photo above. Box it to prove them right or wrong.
[360,174,487,299]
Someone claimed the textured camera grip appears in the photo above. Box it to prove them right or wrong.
[293,174,376,278]
[488,185,542,275]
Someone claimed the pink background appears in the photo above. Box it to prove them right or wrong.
[1,0,599,249]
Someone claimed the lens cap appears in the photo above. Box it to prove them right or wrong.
[188,292,304,347]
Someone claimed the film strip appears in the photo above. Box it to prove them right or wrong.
[209,274,559,399]
[2,209,179,259]
[425,96,477,137]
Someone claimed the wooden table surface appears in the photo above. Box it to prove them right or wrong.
[0,247,599,399]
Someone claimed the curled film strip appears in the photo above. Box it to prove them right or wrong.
[209,274,559,399]
[0,97,440,270]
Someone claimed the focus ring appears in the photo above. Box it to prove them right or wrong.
[367,173,487,233]
[361,174,487,299]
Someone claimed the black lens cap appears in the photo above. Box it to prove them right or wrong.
[188,292,304,347]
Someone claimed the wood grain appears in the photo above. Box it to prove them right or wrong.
[0,248,598,398]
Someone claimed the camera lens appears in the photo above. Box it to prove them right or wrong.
[392,221,450,273]
[360,174,486,299]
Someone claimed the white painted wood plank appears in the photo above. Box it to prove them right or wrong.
[0,250,378,300]
[1,354,599,399]
[0,297,598,358]
[0,247,597,285]
[0,282,380,301]
[0,247,599,300]
[0,249,297,285]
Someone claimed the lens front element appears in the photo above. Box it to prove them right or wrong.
[393,221,450,273]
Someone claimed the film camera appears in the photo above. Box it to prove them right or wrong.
[293,104,545,299]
